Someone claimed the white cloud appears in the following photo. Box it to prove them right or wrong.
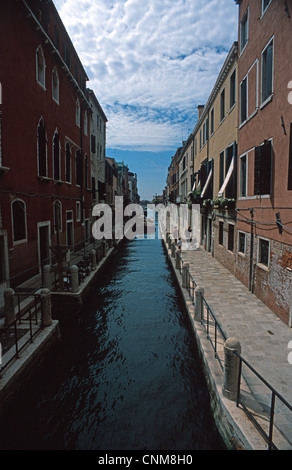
[54,0,238,152]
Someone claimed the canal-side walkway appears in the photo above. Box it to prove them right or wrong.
[165,239,292,450]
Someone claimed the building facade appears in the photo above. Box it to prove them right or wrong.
[235,0,292,324]
[0,0,97,305]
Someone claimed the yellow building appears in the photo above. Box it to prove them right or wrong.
[191,42,238,264]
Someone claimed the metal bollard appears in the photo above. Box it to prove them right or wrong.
[194,286,204,321]
[4,288,15,327]
[222,338,242,401]
[70,265,79,293]
[40,288,52,327]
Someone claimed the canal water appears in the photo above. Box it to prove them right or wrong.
[0,227,225,450]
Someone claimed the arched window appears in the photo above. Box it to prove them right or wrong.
[36,45,46,88]
[53,200,62,233]
[65,141,71,183]
[76,149,82,186]
[37,117,47,177]
[76,99,80,127]
[12,199,27,243]
[52,67,59,103]
[53,130,61,181]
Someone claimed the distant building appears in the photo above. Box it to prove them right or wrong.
[128,172,139,204]
[87,89,107,205]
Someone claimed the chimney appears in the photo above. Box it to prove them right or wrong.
[197,105,205,120]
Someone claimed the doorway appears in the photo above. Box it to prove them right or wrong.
[38,222,51,271]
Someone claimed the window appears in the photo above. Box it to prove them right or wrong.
[52,68,59,103]
[12,200,27,243]
[288,124,292,190]
[219,221,224,246]
[210,108,214,135]
[53,201,62,232]
[76,99,81,127]
[258,238,270,267]
[254,140,272,195]
[228,224,234,251]
[91,134,96,153]
[76,150,82,186]
[240,10,248,53]
[262,0,272,14]
[220,88,225,122]
[219,151,224,188]
[230,70,236,109]
[76,201,81,221]
[240,77,247,124]
[261,38,273,104]
[37,118,47,177]
[36,45,46,88]
[65,142,71,183]
[240,154,247,197]
[238,231,246,255]
[53,131,61,181]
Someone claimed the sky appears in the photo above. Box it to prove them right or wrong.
[54,0,239,200]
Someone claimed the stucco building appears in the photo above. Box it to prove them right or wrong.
[0,0,96,306]
[235,0,292,324]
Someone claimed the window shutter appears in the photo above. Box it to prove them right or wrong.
[254,140,272,195]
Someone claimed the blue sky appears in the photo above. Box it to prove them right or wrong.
[54,0,238,200]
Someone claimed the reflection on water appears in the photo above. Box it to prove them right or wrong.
[0,230,225,450]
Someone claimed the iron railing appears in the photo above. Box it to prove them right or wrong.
[0,292,43,377]
[170,238,292,450]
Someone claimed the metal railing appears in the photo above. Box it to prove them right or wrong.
[235,351,292,450]
[0,292,43,377]
[168,236,292,450]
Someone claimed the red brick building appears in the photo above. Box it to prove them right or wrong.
[0,0,93,305]
[235,0,292,324]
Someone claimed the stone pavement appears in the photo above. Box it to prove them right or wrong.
[179,246,292,448]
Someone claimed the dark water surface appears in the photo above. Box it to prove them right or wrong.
[0,235,225,450]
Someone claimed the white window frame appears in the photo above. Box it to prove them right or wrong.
[237,230,246,256]
[36,45,46,89]
[240,8,249,55]
[76,201,81,222]
[260,36,274,108]
[76,99,81,127]
[37,117,48,178]
[257,236,270,269]
[239,153,248,197]
[52,129,61,182]
[227,222,235,253]
[52,67,59,104]
[240,75,248,126]
[53,200,62,233]
[262,0,272,16]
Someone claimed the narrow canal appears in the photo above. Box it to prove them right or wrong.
[0,227,225,450]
